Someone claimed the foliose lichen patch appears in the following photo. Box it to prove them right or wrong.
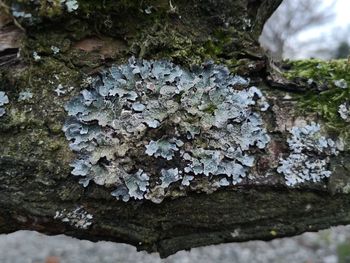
[18,91,33,101]
[32,51,41,61]
[61,0,79,13]
[54,206,93,229]
[63,58,271,203]
[277,122,338,186]
[0,91,9,117]
[334,79,348,89]
[339,103,350,122]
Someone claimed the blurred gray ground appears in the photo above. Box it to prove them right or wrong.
[1,226,350,263]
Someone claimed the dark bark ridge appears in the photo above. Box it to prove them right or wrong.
[2,0,350,258]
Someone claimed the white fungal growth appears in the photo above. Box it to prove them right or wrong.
[63,58,271,203]
[277,122,338,186]
[54,207,93,229]
[0,91,9,117]
[338,103,350,122]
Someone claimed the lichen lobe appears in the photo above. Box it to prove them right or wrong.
[277,123,338,186]
[63,58,271,203]
[0,91,9,117]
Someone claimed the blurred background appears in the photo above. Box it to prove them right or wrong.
[1,0,350,262]
[260,0,350,60]
[1,226,350,263]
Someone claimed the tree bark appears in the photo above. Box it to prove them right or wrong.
[1,0,350,258]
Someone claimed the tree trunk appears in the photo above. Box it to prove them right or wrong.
[1,0,350,258]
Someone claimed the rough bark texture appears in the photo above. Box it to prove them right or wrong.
[1,0,350,258]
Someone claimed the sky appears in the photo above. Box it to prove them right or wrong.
[319,0,350,35]
[294,0,350,58]
[333,0,350,27]
[302,0,350,34]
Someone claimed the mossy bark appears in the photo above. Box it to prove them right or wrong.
[1,0,350,258]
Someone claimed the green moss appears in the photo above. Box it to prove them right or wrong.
[283,59,350,140]
[337,242,350,263]
[9,0,262,75]
[202,30,232,58]
[131,25,248,71]
[203,103,217,114]
[284,59,350,84]
[0,49,80,178]
[38,0,63,17]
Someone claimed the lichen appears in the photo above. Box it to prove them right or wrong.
[11,4,33,21]
[183,148,249,184]
[54,84,66,96]
[51,46,60,55]
[0,91,9,117]
[54,206,93,229]
[339,103,350,122]
[277,122,338,186]
[32,51,41,61]
[145,138,183,160]
[112,169,149,201]
[18,91,33,101]
[61,0,79,13]
[160,168,181,188]
[63,58,271,203]
[334,79,348,89]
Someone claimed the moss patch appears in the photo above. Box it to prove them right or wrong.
[337,242,350,263]
[283,59,350,141]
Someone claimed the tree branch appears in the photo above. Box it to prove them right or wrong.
[1,0,350,259]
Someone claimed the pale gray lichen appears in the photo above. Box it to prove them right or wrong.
[160,168,182,188]
[32,51,41,61]
[0,91,9,117]
[51,46,60,55]
[338,103,350,122]
[145,138,183,160]
[181,174,194,186]
[183,148,248,184]
[63,58,271,202]
[111,169,149,201]
[277,122,338,186]
[11,5,32,21]
[334,79,348,89]
[55,84,66,96]
[54,207,93,229]
[287,123,337,155]
[60,0,79,12]
[18,91,33,101]
[144,6,153,14]
[12,10,32,19]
